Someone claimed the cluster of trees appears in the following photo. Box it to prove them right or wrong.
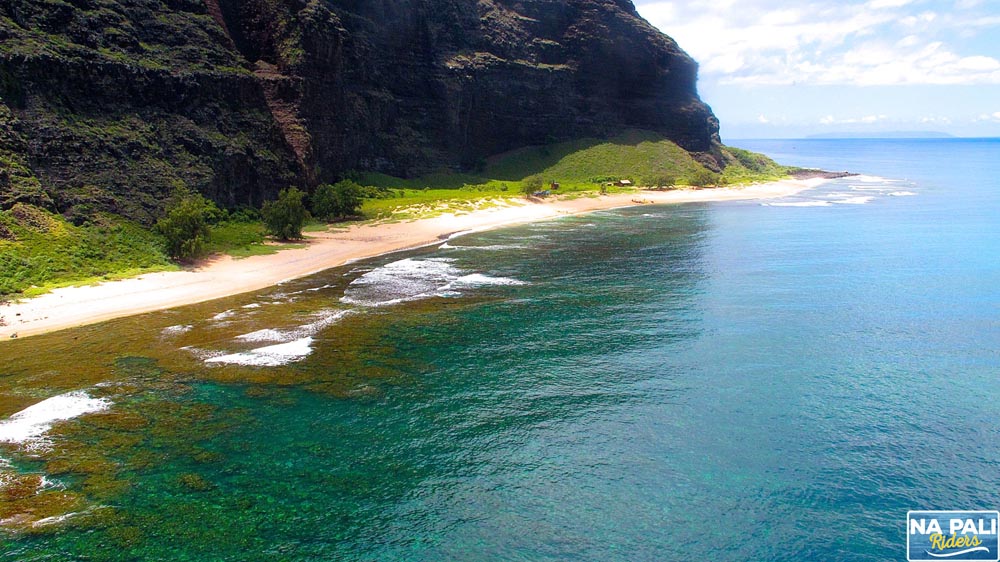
[521,175,544,196]
[156,180,365,261]
[310,180,363,221]
[155,190,219,261]
[641,169,719,189]
[262,187,308,241]
[263,180,363,239]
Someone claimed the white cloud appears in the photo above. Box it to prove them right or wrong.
[725,39,1000,86]
[757,114,770,123]
[955,56,1000,72]
[760,9,801,26]
[900,12,937,27]
[867,0,912,9]
[975,112,1000,122]
[704,51,746,74]
[965,16,1000,28]
[635,0,1000,86]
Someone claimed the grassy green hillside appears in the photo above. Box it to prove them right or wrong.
[0,205,300,297]
[484,130,791,185]
[358,130,792,219]
[485,130,708,184]
[0,204,174,297]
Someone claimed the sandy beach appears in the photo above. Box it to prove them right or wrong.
[0,178,828,340]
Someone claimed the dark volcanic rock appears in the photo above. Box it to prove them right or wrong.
[0,0,720,222]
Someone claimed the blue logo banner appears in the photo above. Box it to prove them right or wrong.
[908,511,1000,561]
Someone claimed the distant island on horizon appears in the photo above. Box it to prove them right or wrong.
[805,131,955,139]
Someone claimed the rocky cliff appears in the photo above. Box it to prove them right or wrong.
[0,0,720,222]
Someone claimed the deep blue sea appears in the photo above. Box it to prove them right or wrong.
[1,138,998,560]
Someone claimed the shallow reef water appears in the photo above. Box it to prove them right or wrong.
[2,139,1000,560]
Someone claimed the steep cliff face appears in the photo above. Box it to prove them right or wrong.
[0,0,719,222]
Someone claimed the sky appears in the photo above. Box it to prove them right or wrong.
[633,0,1000,138]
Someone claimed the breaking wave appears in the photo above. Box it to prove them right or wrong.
[831,196,875,205]
[438,243,526,251]
[161,324,193,336]
[762,201,833,207]
[205,337,315,367]
[235,309,352,343]
[0,390,111,450]
[341,257,527,307]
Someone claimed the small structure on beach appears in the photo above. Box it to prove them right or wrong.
[616,179,633,187]
[550,182,560,191]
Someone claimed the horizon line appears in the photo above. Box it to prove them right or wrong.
[724,135,1000,141]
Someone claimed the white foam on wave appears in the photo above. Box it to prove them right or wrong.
[180,345,222,361]
[0,391,111,449]
[344,294,422,308]
[235,328,288,343]
[341,258,461,307]
[206,337,314,367]
[190,308,347,369]
[431,229,483,249]
[265,288,308,302]
[439,243,526,251]
[242,303,262,309]
[235,309,352,343]
[763,201,833,207]
[297,309,352,332]
[161,324,193,336]
[38,475,62,491]
[889,191,917,196]
[851,174,897,183]
[212,309,236,321]
[832,196,875,205]
[445,274,527,288]
[341,257,528,306]
[32,511,83,528]
[448,228,479,240]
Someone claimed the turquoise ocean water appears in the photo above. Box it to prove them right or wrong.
[1,139,999,560]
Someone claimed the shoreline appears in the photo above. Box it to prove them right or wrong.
[0,178,829,340]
